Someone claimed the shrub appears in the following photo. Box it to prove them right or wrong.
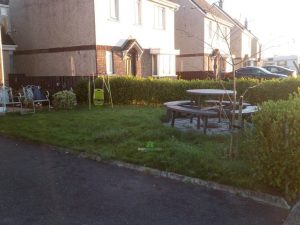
[71,76,300,106]
[247,93,300,199]
[246,78,300,104]
[53,90,77,109]
[94,76,258,105]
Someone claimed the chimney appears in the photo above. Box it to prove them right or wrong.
[219,0,223,9]
[245,18,248,29]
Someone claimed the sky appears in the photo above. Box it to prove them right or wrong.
[206,0,300,58]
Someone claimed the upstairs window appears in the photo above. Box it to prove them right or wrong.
[209,21,213,38]
[106,51,113,75]
[110,0,119,20]
[135,0,142,25]
[154,5,165,30]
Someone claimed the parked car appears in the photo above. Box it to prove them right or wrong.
[263,65,297,78]
[235,66,288,79]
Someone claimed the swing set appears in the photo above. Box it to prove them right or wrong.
[88,74,113,110]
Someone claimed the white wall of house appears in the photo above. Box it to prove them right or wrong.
[203,17,231,56]
[94,0,176,49]
[241,32,252,58]
[94,0,179,77]
[251,38,260,59]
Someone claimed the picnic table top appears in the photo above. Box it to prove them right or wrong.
[186,89,235,96]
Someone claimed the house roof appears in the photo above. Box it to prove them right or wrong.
[0,0,9,5]
[212,3,259,40]
[192,0,233,25]
[121,39,144,58]
[1,28,16,46]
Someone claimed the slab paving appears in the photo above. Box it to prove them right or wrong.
[164,117,233,135]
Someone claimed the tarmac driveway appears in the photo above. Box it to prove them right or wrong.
[0,136,288,225]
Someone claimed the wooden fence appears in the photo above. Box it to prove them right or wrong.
[9,74,89,92]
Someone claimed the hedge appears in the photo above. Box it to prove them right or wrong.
[91,76,300,105]
[246,93,300,199]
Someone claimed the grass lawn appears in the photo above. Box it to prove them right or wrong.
[0,106,264,192]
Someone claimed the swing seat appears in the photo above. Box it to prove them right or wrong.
[94,88,104,106]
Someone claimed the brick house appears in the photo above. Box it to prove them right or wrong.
[170,0,234,78]
[10,0,180,78]
[212,4,261,69]
[170,0,260,78]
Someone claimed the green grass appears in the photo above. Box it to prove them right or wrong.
[0,106,262,192]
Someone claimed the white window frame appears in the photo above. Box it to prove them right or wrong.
[209,21,213,38]
[110,0,119,20]
[153,5,165,30]
[135,0,142,25]
[106,51,113,75]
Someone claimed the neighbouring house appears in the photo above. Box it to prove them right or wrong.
[170,0,235,79]
[230,19,261,69]
[170,0,261,79]
[263,55,300,72]
[211,3,261,69]
[0,0,17,85]
[10,0,180,78]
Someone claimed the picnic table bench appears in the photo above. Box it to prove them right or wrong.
[227,105,259,128]
[166,105,218,134]
[205,100,251,107]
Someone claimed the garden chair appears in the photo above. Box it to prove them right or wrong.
[0,86,23,114]
[22,85,50,113]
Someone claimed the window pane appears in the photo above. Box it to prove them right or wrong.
[209,21,212,38]
[110,0,119,19]
[135,0,142,24]
[106,51,113,75]
[154,6,165,29]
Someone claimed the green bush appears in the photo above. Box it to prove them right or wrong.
[94,76,258,105]
[53,90,77,109]
[246,78,300,104]
[69,76,300,106]
[73,78,91,104]
[247,93,300,199]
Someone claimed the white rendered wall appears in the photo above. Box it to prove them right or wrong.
[203,18,231,56]
[241,32,252,58]
[94,0,176,49]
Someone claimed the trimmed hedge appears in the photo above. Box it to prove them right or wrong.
[92,76,300,105]
[94,76,259,105]
[246,93,300,199]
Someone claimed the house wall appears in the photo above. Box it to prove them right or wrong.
[251,38,259,59]
[230,26,242,59]
[14,50,96,77]
[3,51,11,83]
[173,0,232,73]
[94,0,178,77]
[94,0,175,49]
[172,0,205,72]
[10,0,97,76]
[241,32,252,58]
[203,17,231,56]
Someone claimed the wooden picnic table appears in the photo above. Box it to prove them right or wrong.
[186,89,235,104]
[186,89,236,122]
